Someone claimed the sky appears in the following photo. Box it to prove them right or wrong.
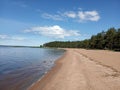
[0,0,120,46]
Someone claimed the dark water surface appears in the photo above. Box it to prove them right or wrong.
[0,47,65,90]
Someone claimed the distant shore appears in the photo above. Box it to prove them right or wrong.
[29,48,120,90]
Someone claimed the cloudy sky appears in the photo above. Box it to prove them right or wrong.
[0,0,120,46]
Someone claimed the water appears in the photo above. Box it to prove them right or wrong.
[0,47,65,90]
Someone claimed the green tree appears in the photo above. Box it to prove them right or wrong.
[95,31,105,49]
[104,28,116,49]
[113,28,120,51]
[43,27,120,51]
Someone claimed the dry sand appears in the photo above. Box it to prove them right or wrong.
[29,49,120,90]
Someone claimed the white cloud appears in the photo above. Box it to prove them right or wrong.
[42,13,63,21]
[64,11,76,18]
[41,9,100,22]
[24,25,80,39]
[78,10,100,22]
[11,37,25,41]
[0,34,25,41]
[63,10,100,22]
[0,35,8,39]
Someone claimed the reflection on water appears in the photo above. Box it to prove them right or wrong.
[0,47,64,90]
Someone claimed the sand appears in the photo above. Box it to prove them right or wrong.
[29,49,120,90]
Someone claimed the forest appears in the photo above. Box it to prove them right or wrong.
[43,27,120,51]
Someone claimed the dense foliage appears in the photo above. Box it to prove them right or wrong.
[43,28,120,51]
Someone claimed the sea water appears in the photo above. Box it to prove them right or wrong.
[0,47,65,90]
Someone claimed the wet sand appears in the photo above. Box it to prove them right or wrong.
[29,49,120,90]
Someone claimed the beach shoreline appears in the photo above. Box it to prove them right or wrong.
[29,48,120,90]
[28,49,67,90]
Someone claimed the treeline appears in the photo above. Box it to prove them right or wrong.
[43,27,120,51]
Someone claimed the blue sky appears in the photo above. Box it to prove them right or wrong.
[0,0,120,46]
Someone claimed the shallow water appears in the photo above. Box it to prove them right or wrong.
[0,47,64,90]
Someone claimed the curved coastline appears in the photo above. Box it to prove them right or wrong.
[28,48,67,90]
[28,48,120,90]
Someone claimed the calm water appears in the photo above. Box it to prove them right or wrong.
[0,47,65,90]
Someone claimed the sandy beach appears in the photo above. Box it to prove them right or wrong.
[29,49,120,90]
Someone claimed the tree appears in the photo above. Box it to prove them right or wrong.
[43,27,120,51]
[113,28,120,51]
[95,32,105,49]
[89,35,97,49]
[104,28,116,50]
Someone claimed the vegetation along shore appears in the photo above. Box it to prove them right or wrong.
[43,27,120,51]
[29,27,120,90]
